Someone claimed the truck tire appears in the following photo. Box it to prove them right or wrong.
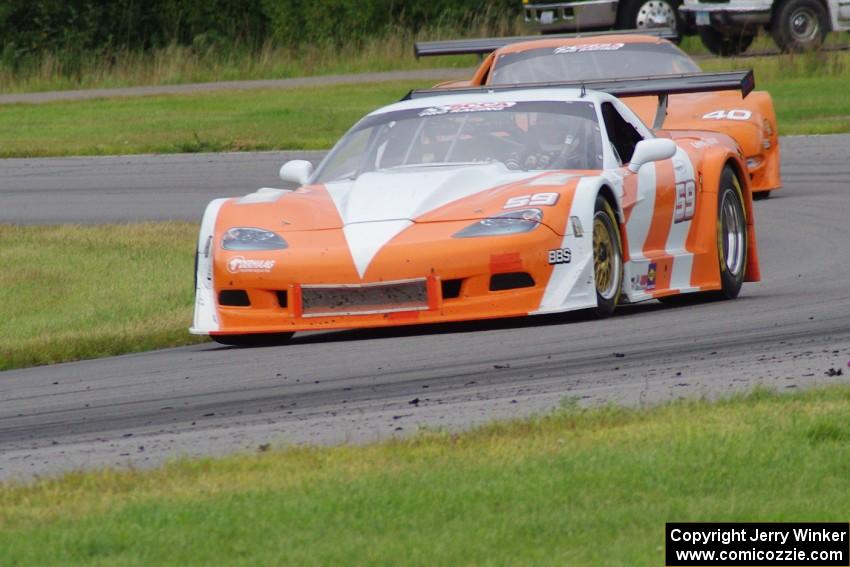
[618,0,683,38]
[698,26,755,55]
[771,0,829,51]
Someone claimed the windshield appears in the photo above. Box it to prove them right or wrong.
[490,42,701,85]
[313,100,603,183]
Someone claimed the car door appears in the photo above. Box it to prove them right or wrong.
[601,101,696,295]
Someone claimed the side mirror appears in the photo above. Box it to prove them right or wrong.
[279,160,314,185]
[627,138,677,173]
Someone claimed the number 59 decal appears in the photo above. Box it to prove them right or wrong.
[504,192,559,209]
[702,109,752,121]
[674,180,696,223]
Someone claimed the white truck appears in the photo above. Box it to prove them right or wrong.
[678,0,850,54]
[522,0,689,36]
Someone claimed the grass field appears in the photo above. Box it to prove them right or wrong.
[2,51,849,158]
[0,80,437,157]
[0,223,203,371]
[1,386,849,565]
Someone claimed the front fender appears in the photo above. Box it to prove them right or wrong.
[190,198,228,335]
[534,176,612,313]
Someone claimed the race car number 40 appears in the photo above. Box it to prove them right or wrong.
[702,109,752,121]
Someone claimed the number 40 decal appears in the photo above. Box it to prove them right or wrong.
[674,180,696,223]
[702,109,752,121]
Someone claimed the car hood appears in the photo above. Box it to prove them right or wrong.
[321,163,544,226]
[223,162,569,233]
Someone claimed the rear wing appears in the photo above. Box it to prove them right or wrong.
[414,28,679,58]
[402,70,755,130]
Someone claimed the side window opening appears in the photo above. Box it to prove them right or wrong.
[601,102,643,165]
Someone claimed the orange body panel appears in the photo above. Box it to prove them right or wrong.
[208,178,578,335]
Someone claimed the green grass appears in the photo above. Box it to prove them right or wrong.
[0,80,439,157]
[2,386,850,565]
[701,50,850,134]
[2,50,849,159]
[0,223,203,371]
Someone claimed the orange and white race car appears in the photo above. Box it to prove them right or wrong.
[416,30,780,197]
[191,73,760,345]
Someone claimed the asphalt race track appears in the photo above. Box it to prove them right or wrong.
[1,135,849,481]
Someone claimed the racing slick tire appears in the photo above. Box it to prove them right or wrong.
[697,27,755,56]
[591,195,624,318]
[771,0,829,52]
[211,333,295,347]
[716,166,748,299]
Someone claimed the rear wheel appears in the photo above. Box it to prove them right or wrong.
[618,0,682,38]
[592,195,623,318]
[659,166,747,306]
[698,27,755,56]
[211,332,294,347]
[716,167,748,299]
[771,0,829,52]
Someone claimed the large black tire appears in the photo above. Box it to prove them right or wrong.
[211,332,294,347]
[618,0,683,39]
[716,167,748,299]
[591,195,624,318]
[698,26,755,56]
[771,0,829,52]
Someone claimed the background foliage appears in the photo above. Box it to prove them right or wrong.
[0,0,520,65]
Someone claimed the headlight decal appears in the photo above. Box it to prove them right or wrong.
[222,227,288,251]
[453,208,543,238]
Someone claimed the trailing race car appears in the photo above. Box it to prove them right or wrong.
[191,72,760,346]
[416,30,780,198]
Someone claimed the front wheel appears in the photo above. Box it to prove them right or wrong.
[211,332,294,347]
[592,196,624,318]
[716,167,748,299]
[698,27,755,56]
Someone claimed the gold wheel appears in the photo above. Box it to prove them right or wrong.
[593,210,620,301]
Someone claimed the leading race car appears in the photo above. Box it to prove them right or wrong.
[416,30,781,198]
[191,72,760,346]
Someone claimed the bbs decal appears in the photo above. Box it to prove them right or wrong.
[548,248,572,265]
[504,192,559,209]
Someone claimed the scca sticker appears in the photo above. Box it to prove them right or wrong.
[227,256,276,274]
[548,248,572,265]
[554,43,624,54]
[631,262,657,291]
[419,102,516,117]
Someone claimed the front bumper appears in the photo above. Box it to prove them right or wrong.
[524,1,619,32]
[679,3,771,28]
[193,220,593,336]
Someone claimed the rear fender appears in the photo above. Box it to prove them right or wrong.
[700,150,761,283]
